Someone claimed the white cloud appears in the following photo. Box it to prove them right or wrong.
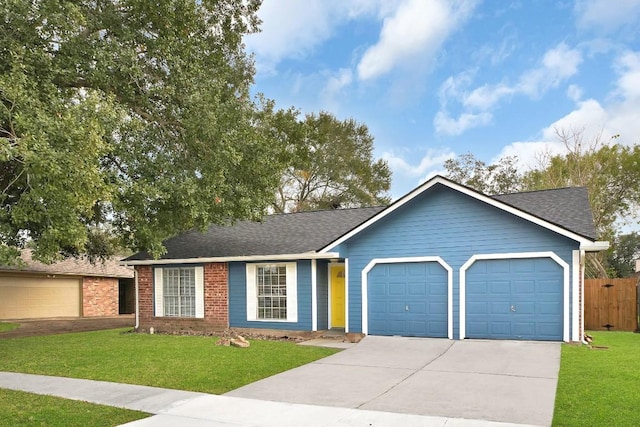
[319,68,354,111]
[436,43,582,136]
[382,148,455,198]
[495,49,640,173]
[382,148,455,177]
[566,84,583,102]
[575,0,640,33]
[613,51,640,99]
[463,83,513,110]
[518,43,583,97]
[433,111,492,136]
[540,99,609,141]
[245,0,383,74]
[357,0,478,81]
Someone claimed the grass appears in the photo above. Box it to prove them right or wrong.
[553,331,640,427]
[0,388,148,427]
[0,328,340,394]
[0,328,338,426]
[0,322,19,332]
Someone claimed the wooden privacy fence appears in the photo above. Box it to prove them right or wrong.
[585,278,638,331]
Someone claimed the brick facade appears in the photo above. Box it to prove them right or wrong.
[82,277,119,317]
[135,263,229,333]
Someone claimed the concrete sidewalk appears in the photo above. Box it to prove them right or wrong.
[0,372,542,427]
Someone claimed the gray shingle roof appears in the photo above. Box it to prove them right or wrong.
[125,206,386,261]
[492,186,597,240]
[1,250,134,278]
[125,182,597,262]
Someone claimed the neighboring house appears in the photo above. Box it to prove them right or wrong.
[0,250,134,320]
[123,176,609,342]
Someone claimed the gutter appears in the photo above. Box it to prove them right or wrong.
[134,269,139,330]
[579,241,610,252]
[120,251,340,266]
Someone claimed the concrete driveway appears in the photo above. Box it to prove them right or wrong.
[226,336,561,426]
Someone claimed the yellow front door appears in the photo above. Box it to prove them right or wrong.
[330,264,345,328]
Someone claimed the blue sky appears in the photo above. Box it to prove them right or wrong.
[244,0,640,200]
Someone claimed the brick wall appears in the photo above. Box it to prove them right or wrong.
[136,263,229,334]
[82,277,119,317]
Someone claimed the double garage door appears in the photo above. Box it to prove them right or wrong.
[367,257,563,341]
[0,276,81,319]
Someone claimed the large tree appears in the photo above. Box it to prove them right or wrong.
[1,0,289,263]
[605,232,640,278]
[443,152,522,195]
[523,128,640,237]
[273,112,391,213]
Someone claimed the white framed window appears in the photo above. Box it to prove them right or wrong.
[246,262,297,322]
[154,266,204,318]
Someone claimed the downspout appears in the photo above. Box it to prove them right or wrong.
[134,268,140,330]
[580,250,588,345]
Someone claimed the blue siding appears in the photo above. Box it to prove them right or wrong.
[316,260,329,330]
[342,185,578,339]
[228,260,313,330]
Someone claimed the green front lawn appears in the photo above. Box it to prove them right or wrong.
[0,389,148,427]
[0,322,19,332]
[553,331,640,427]
[0,328,338,426]
[0,328,339,394]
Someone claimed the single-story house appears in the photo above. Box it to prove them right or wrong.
[123,176,609,342]
[0,250,134,320]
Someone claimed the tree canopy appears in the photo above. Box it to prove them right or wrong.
[443,152,522,195]
[1,0,290,262]
[273,112,391,213]
[443,128,640,278]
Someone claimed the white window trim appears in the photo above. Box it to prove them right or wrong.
[246,262,298,323]
[311,260,317,331]
[153,266,204,319]
[361,256,454,339]
[459,252,569,342]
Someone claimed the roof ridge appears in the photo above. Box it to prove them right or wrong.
[493,186,586,197]
[266,205,387,217]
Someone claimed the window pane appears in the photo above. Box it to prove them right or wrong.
[163,267,196,318]
[256,265,288,320]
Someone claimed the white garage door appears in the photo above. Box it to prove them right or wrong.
[0,276,81,319]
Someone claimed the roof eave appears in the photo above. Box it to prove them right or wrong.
[120,251,341,266]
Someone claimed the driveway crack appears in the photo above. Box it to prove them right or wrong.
[355,341,457,409]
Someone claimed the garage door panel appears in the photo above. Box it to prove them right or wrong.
[0,277,81,319]
[466,257,563,341]
[490,281,510,294]
[409,302,426,314]
[468,301,487,315]
[388,283,405,296]
[514,280,535,294]
[429,302,446,314]
[490,301,510,314]
[389,302,405,313]
[408,283,426,296]
[368,262,448,338]
[490,322,510,336]
[513,322,536,336]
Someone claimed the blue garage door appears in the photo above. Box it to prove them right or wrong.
[466,258,563,341]
[368,262,447,337]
